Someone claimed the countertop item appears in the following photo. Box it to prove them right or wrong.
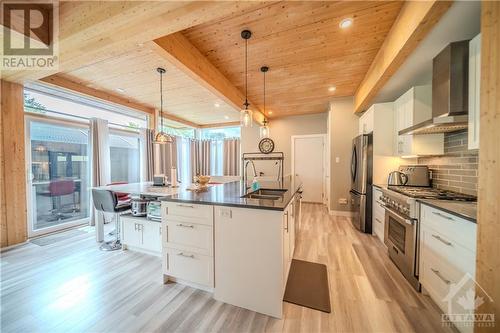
[417,199,477,223]
[96,182,180,197]
[160,177,302,211]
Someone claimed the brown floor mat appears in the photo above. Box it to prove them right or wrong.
[283,259,331,313]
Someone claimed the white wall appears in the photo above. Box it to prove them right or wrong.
[328,97,359,213]
[241,113,327,179]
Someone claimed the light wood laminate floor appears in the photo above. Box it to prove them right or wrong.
[1,203,455,333]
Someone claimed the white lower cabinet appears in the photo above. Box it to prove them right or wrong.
[372,187,385,243]
[161,202,214,289]
[163,247,214,287]
[121,215,162,255]
[419,203,476,333]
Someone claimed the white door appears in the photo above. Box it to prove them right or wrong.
[292,135,325,203]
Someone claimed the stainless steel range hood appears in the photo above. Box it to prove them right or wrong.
[399,40,470,135]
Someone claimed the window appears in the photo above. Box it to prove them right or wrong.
[109,132,141,183]
[24,88,148,129]
[28,120,90,233]
[162,125,195,139]
[200,126,240,140]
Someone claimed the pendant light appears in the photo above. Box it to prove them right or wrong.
[259,66,270,138]
[154,67,173,144]
[240,30,253,127]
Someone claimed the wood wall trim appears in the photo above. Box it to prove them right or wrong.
[476,2,500,331]
[0,80,27,247]
[152,33,265,125]
[40,75,199,129]
[353,0,452,113]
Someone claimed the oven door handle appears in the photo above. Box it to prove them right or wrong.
[382,204,415,225]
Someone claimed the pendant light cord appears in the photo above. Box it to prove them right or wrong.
[263,69,266,115]
[160,70,164,131]
[244,37,249,109]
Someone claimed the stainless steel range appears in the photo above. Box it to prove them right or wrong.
[379,165,476,291]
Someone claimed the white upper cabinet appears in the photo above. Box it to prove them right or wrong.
[393,86,444,157]
[359,105,375,134]
[468,33,481,150]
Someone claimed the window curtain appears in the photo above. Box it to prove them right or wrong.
[176,136,192,184]
[140,128,155,181]
[223,138,240,176]
[197,140,211,175]
[153,137,177,178]
[90,118,110,228]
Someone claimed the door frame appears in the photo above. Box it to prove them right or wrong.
[291,134,328,204]
[25,115,91,238]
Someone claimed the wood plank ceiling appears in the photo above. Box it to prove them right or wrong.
[56,1,403,125]
[58,47,240,126]
[182,1,403,118]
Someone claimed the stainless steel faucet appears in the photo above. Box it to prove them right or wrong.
[244,160,258,186]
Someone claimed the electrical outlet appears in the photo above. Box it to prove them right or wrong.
[219,208,232,218]
[335,157,340,163]
[338,198,348,205]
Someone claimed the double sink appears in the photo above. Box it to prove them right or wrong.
[241,188,287,201]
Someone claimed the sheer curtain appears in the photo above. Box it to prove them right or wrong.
[140,128,154,181]
[90,118,110,237]
[223,138,240,176]
[211,140,224,176]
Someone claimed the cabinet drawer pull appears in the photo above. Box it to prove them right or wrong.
[176,223,194,228]
[432,234,452,246]
[431,268,451,284]
[177,252,194,258]
[177,204,195,208]
[432,211,455,221]
[375,218,382,224]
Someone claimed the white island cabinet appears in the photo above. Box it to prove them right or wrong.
[161,202,215,290]
[214,201,294,319]
[161,194,296,318]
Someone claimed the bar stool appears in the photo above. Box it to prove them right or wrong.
[92,189,131,251]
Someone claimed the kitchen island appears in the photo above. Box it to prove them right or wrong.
[97,177,302,318]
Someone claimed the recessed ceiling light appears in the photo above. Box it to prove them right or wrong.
[115,88,125,93]
[214,102,220,108]
[328,86,337,92]
[339,18,353,29]
[224,115,230,120]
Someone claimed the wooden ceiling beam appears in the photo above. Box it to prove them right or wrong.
[152,32,265,124]
[353,0,452,113]
[40,75,200,128]
[1,1,267,83]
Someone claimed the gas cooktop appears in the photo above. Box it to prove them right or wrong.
[387,186,477,201]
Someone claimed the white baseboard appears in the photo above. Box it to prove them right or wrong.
[329,210,354,217]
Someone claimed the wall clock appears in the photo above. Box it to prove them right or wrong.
[258,138,275,154]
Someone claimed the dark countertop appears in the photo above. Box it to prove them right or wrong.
[159,177,302,211]
[417,199,477,223]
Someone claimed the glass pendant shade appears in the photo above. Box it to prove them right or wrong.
[240,109,253,127]
[259,123,269,138]
[154,131,173,144]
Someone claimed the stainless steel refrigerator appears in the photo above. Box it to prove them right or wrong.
[349,134,373,233]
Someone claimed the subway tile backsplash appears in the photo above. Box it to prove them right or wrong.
[417,130,478,196]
